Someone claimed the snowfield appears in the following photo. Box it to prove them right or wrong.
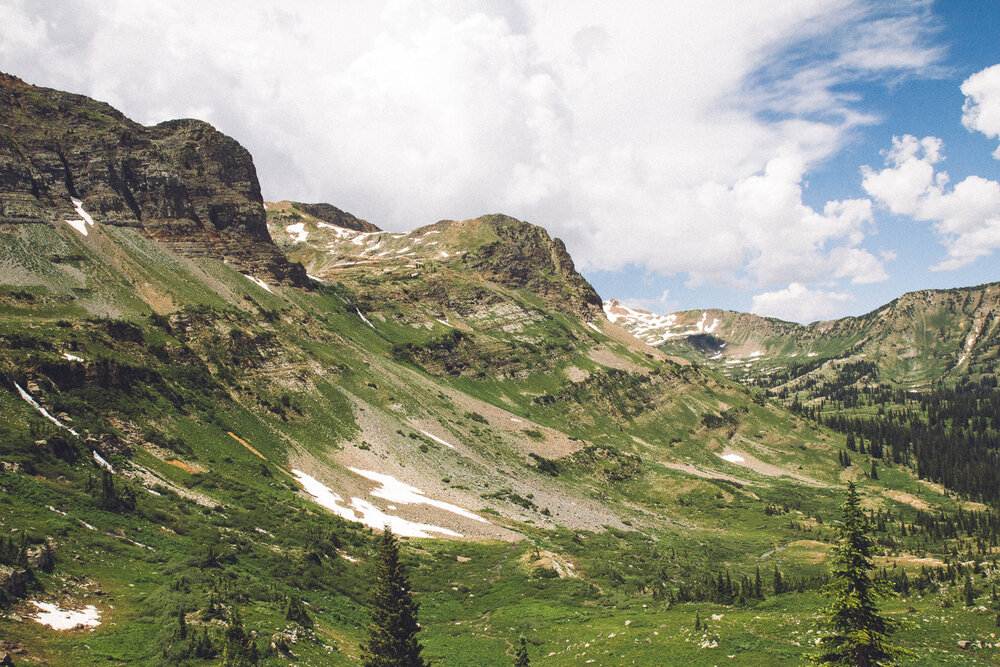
[292,469,471,538]
[29,601,101,630]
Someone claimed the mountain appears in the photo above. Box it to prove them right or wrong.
[1,75,992,666]
[607,282,1000,387]
[0,72,305,286]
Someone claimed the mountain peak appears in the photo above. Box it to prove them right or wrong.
[0,73,306,286]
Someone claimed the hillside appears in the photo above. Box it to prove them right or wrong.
[607,283,1000,388]
[2,76,999,666]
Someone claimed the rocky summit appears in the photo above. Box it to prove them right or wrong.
[0,72,305,286]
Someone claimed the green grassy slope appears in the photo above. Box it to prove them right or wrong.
[0,211,996,665]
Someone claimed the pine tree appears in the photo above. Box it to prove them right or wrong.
[221,608,258,666]
[513,636,531,666]
[361,528,427,667]
[815,482,912,665]
[285,594,313,628]
[964,573,976,608]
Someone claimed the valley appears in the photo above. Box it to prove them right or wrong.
[2,74,1000,665]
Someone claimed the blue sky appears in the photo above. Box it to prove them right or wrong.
[2,1,999,322]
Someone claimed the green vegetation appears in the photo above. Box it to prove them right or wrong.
[362,529,426,667]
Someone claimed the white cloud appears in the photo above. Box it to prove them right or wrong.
[862,134,1000,270]
[0,0,943,292]
[751,283,853,323]
[962,63,1000,158]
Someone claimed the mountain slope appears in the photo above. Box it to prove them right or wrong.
[607,282,1000,387]
[1,76,992,666]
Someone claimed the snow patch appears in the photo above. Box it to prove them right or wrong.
[355,308,375,329]
[719,453,745,463]
[349,467,486,523]
[435,318,453,328]
[64,197,95,237]
[15,382,78,436]
[586,322,602,334]
[242,274,273,293]
[63,352,83,362]
[29,601,101,630]
[807,352,818,357]
[93,450,115,473]
[306,273,327,283]
[418,429,456,449]
[66,218,89,236]
[292,469,462,538]
[286,222,309,243]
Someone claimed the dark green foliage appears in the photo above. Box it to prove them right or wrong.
[90,469,137,514]
[814,482,912,665]
[221,608,259,666]
[285,594,313,628]
[528,452,559,476]
[361,528,426,667]
[514,636,530,666]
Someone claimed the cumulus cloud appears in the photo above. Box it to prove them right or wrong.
[751,283,853,323]
[862,135,1000,270]
[0,0,943,293]
[962,63,1000,158]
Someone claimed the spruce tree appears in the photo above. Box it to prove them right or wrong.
[815,482,911,665]
[361,527,427,667]
[513,636,531,666]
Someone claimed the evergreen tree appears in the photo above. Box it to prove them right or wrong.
[514,636,531,666]
[221,607,258,666]
[285,594,313,628]
[361,528,427,667]
[815,482,911,665]
[773,565,785,595]
[964,573,976,608]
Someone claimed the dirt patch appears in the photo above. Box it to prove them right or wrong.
[918,479,988,511]
[564,365,590,383]
[883,489,932,512]
[786,540,830,564]
[519,550,579,578]
[586,344,648,373]
[228,432,267,460]
[876,553,946,569]
[597,320,667,361]
[165,459,201,474]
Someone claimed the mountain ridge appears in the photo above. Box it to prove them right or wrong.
[0,71,306,286]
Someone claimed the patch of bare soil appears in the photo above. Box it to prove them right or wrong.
[519,550,579,578]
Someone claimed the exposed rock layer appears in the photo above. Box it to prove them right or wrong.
[0,72,305,285]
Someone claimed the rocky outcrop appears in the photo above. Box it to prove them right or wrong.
[460,215,603,319]
[289,201,380,232]
[0,72,305,285]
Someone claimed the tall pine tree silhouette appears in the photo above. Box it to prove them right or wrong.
[814,481,911,665]
[362,527,427,667]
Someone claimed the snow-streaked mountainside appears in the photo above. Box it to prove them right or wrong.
[605,284,1000,387]
[603,299,721,346]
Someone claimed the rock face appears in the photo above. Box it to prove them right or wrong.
[0,72,305,285]
[460,215,603,319]
[288,201,380,232]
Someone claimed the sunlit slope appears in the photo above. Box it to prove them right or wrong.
[607,283,1000,388]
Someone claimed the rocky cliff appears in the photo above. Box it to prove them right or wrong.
[0,72,305,285]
